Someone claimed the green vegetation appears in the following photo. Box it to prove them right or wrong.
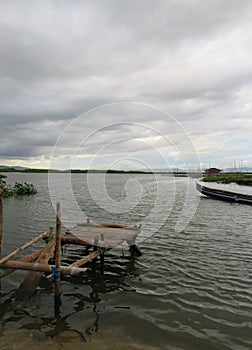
[0,167,50,173]
[0,167,19,172]
[22,168,49,173]
[202,173,252,186]
[0,177,37,197]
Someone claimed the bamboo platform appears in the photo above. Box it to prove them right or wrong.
[66,221,140,249]
[0,190,142,301]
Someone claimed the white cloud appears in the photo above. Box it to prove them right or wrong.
[0,0,252,169]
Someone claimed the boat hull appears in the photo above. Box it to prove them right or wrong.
[196,183,252,205]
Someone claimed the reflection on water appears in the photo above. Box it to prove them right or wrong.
[0,173,252,350]
[0,251,150,349]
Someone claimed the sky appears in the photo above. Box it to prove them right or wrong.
[0,0,252,171]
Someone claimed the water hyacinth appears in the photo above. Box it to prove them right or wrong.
[0,178,37,197]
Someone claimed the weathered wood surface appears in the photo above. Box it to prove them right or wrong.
[0,228,53,265]
[68,222,140,249]
[0,260,88,276]
[61,233,92,246]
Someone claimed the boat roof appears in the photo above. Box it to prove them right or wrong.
[197,180,252,196]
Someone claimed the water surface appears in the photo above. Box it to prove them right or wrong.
[0,173,252,350]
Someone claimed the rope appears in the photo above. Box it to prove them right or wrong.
[51,265,61,283]
[99,241,111,254]
[44,236,53,244]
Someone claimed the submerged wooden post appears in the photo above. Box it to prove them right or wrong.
[92,237,99,265]
[100,232,105,265]
[0,186,3,259]
[55,202,62,297]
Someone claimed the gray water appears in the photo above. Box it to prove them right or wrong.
[0,173,252,350]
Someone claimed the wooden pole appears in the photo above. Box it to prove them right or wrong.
[0,185,3,259]
[92,237,99,265]
[0,260,88,275]
[61,234,92,247]
[0,246,45,279]
[0,228,53,265]
[55,202,61,296]
[100,232,105,265]
[93,237,99,251]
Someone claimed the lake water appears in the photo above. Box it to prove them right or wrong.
[0,173,252,350]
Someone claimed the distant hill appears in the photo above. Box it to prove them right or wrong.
[0,165,28,171]
[1,164,252,174]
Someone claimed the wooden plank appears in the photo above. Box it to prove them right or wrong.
[71,235,131,249]
[0,228,53,265]
[0,260,88,276]
[70,226,139,237]
[67,222,140,252]
[61,233,127,249]
[61,234,92,246]
[77,222,132,229]
[68,225,139,249]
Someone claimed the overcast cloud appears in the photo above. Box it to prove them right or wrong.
[0,0,252,170]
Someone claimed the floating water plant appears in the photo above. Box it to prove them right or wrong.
[0,178,37,197]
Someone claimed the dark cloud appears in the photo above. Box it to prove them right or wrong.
[0,0,252,168]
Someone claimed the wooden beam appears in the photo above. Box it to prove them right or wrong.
[61,234,92,247]
[0,260,88,276]
[0,228,53,265]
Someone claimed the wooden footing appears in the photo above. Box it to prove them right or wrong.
[129,244,143,257]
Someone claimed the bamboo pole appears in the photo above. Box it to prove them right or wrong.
[69,250,100,268]
[55,202,61,296]
[0,228,53,265]
[47,250,100,280]
[61,234,92,247]
[0,246,45,279]
[16,238,57,298]
[0,185,3,259]
[0,260,88,276]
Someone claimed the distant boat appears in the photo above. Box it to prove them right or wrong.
[196,182,252,205]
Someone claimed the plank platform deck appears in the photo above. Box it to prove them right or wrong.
[66,222,140,249]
